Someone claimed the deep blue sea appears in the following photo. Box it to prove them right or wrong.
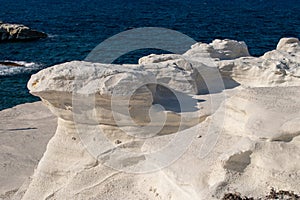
[0,0,299,110]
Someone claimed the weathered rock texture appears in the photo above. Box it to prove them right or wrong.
[0,22,47,42]
[0,102,56,199]
[5,38,300,199]
[184,38,250,60]
[218,38,300,87]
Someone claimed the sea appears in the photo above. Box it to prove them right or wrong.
[0,0,299,110]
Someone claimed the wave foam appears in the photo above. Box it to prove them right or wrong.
[0,61,43,76]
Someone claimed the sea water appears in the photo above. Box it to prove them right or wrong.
[0,0,299,110]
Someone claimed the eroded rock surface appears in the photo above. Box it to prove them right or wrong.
[184,39,250,60]
[218,38,300,87]
[0,102,56,199]
[8,38,300,200]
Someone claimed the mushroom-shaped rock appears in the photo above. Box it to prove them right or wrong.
[19,39,300,200]
[28,61,155,125]
[23,60,204,199]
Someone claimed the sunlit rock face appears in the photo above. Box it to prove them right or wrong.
[19,38,300,200]
[218,38,300,87]
[184,39,250,60]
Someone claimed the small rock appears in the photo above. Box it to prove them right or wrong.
[0,61,24,67]
[0,22,47,42]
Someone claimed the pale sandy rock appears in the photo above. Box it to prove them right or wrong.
[184,39,250,60]
[201,86,300,198]
[27,61,201,131]
[23,80,300,200]
[222,87,300,141]
[138,40,250,94]
[138,53,238,95]
[142,61,200,94]
[28,61,155,125]
[218,38,300,87]
[28,61,154,97]
[21,60,210,200]
[138,54,202,94]
[276,37,300,52]
[152,86,300,199]
[138,53,183,64]
[0,102,56,198]
[3,38,300,200]
[19,118,100,200]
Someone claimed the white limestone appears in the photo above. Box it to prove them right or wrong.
[184,39,250,60]
[1,38,300,200]
[218,38,300,87]
[0,102,56,199]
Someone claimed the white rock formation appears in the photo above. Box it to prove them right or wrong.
[276,37,300,52]
[218,38,300,87]
[138,54,184,64]
[21,60,207,200]
[184,39,250,60]
[140,56,203,94]
[222,87,300,141]
[138,39,252,94]
[3,37,300,199]
[0,102,56,199]
[212,87,300,198]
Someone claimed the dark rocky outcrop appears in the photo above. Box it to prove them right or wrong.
[0,61,24,67]
[0,22,47,42]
